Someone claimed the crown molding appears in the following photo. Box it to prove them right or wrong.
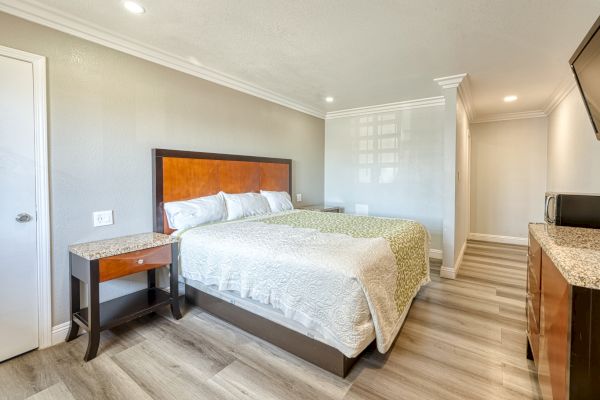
[434,73,473,122]
[544,74,577,116]
[471,110,547,124]
[1,0,579,124]
[325,96,445,119]
[434,73,468,89]
[0,0,325,119]
[470,73,575,123]
[457,75,474,122]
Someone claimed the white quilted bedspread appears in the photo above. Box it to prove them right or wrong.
[178,220,426,357]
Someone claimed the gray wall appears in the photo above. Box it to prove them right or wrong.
[0,12,325,326]
[324,106,444,249]
[470,117,548,238]
[547,85,600,194]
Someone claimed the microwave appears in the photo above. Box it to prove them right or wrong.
[544,193,600,229]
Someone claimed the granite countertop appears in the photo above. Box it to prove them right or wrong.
[529,223,600,290]
[69,232,178,260]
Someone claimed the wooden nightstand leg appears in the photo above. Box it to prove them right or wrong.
[170,242,182,320]
[66,254,80,342]
[84,260,100,361]
[147,269,156,288]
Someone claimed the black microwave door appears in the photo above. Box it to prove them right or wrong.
[556,195,600,229]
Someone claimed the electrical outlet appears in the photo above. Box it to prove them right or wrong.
[296,193,302,202]
[93,210,113,227]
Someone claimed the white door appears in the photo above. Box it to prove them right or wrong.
[0,54,39,361]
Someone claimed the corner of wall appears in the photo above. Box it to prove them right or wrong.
[440,239,466,279]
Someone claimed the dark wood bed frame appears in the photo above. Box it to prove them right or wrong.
[152,148,366,377]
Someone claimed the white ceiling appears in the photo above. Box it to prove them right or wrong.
[3,0,600,118]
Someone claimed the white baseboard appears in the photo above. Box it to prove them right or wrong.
[468,233,528,246]
[454,240,467,276]
[439,266,456,279]
[439,240,466,279]
[51,322,71,346]
[429,249,443,260]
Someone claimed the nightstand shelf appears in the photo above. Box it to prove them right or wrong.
[73,287,171,332]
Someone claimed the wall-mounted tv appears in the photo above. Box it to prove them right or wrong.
[570,16,600,141]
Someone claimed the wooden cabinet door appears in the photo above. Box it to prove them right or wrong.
[539,251,570,400]
[527,234,542,364]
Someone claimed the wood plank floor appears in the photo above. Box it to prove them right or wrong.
[0,240,540,400]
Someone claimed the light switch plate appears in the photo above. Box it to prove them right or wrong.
[93,210,113,227]
[296,193,302,202]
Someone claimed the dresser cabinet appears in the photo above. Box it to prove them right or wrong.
[526,235,542,364]
[527,234,600,399]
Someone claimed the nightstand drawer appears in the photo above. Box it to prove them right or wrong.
[99,245,172,282]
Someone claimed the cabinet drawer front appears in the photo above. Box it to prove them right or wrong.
[99,245,172,282]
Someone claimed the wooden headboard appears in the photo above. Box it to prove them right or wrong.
[152,149,292,234]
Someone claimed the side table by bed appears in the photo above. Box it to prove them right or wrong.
[67,233,181,361]
[299,204,343,213]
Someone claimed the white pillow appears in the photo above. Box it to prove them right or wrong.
[260,190,294,213]
[164,193,226,230]
[222,192,272,220]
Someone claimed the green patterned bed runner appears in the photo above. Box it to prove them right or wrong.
[257,210,430,312]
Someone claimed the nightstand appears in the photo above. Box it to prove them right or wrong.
[67,233,181,361]
[300,204,343,213]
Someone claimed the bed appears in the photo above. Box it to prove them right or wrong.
[152,149,430,377]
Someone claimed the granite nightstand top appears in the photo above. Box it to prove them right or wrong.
[69,233,178,260]
[529,223,600,290]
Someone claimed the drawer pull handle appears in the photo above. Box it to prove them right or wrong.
[137,259,144,265]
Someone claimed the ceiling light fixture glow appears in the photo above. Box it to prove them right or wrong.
[325,96,334,103]
[504,95,518,102]
[124,1,145,14]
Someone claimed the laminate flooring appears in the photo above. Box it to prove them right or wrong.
[0,240,540,400]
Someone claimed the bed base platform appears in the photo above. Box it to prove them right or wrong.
[185,284,367,377]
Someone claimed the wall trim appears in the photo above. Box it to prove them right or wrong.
[454,240,467,276]
[434,73,467,89]
[429,248,443,260]
[439,265,455,279]
[544,76,577,116]
[445,72,575,124]
[0,0,325,119]
[457,75,474,122]
[0,1,581,123]
[439,240,466,279]
[0,45,52,349]
[325,96,445,119]
[468,233,528,246]
[471,110,547,124]
[51,322,71,346]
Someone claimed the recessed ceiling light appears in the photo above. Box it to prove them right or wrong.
[504,95,518,102]
[123,1,145,14]
[325,96,334,103]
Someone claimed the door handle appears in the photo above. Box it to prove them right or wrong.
[544,195,556,224]
[15,213,33,223]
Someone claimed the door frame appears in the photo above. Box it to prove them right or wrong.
[0,45,51,348]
